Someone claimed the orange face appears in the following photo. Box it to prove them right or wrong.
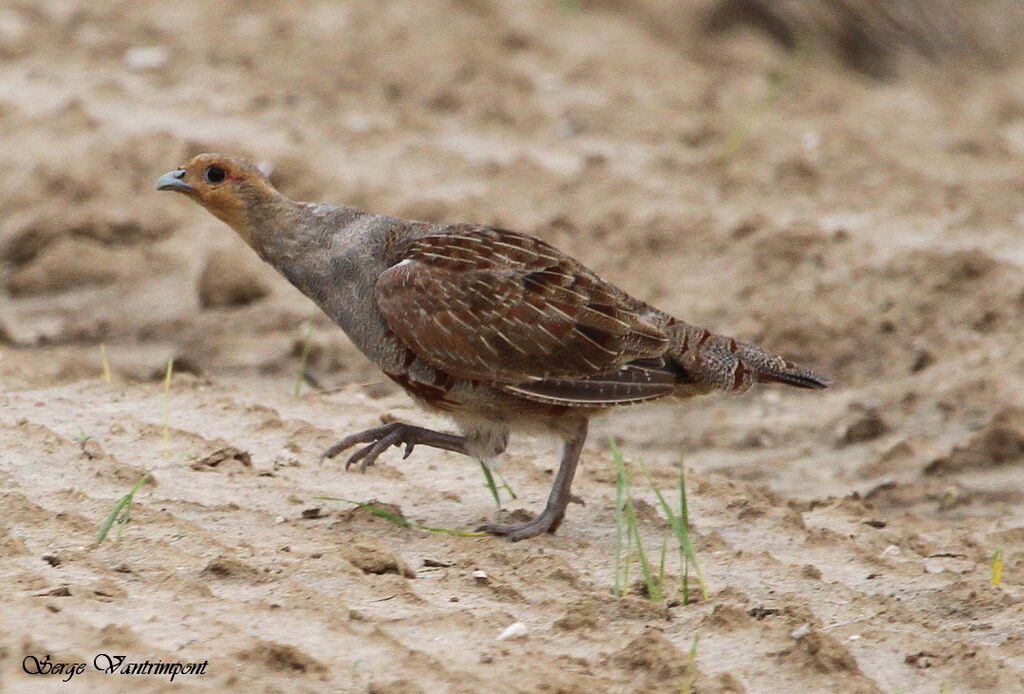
[156,153,276,244]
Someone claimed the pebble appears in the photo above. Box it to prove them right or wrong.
[123,46,169,71]
[496,622,528,641]
[790,623,811,640]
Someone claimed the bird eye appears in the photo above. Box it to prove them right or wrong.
[203,165,227,184]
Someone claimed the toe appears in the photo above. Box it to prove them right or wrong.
[477,522,547,541]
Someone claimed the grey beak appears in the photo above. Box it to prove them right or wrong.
[155,169,193,192]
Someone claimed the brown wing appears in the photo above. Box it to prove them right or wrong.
[504,359,677,406]
[375,226,669,384]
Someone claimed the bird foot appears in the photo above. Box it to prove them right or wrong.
[478,509,566,542]
[321,421,466,472]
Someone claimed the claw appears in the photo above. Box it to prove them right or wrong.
[345,435,397,471]
[477,513,564,542]
[319,421,467,471]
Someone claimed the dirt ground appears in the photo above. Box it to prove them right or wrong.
[3,1,1024,692]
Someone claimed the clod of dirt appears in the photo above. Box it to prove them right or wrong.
[703,603,753,630]
[775,629,861,675]
[748,605,782,620]
[839,409,889,446]
[925,408,1024,474]
[911,349,935,373]
[706,671,748,693]
[235,641,327,675]
[612,630,687,682]
[339,535,415,578]
[198,246,271,309]
[0,529,27,556]
[98,624,142,650]
[79,438,104,460]
[730,213,768,239]
[905,651,949,669]
[200,557,263,582]
[368,680,424,694]
[554,601,601,631]
[87,578,127,601]
[190,446,253,472]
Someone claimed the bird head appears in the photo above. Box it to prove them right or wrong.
[156,153,279,245]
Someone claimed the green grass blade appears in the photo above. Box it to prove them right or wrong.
[315,497,489,536]
[659,537,667,596]
[495,469,517,500]
[638,459,707,602]
[609,438,665,601]
[611,438,628,596]
[96,472,150,544]
[161,358,173,458]
[992,547,1004,585]
[294,320,313,397]
[677,465,706,600]
[680,634,699,694]
[626,499,662,601]
[478,460,503,511]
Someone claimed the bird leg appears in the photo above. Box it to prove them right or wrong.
[321,421,467,472]
[478,419,588,542]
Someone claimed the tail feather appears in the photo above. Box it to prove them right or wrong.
[503,361,675,407]
[735,342,831,390]
[666,320,830,393]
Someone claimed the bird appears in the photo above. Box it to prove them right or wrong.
[157,153,829,541]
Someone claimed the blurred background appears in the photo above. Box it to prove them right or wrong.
[3,0,1024,451]
[1,0,1022,383]
[2,0,1024,472]
[4,0,1024,494]
[4,2,1024,690]
[6,0,1024,472]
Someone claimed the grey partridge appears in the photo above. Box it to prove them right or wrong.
[157,154,829,541]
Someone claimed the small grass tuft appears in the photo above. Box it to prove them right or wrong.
[96,472,150,544]
[639,458,707,603]
[610,437,706,603]
[610,439,663,600]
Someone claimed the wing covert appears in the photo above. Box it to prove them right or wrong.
[375,226,668,384]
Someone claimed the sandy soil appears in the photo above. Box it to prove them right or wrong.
[3,1,1024,692]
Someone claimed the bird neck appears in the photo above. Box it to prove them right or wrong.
[228,188,307,258]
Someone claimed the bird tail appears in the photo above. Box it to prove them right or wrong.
[665,320,830,394]
[735,342,830,390]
